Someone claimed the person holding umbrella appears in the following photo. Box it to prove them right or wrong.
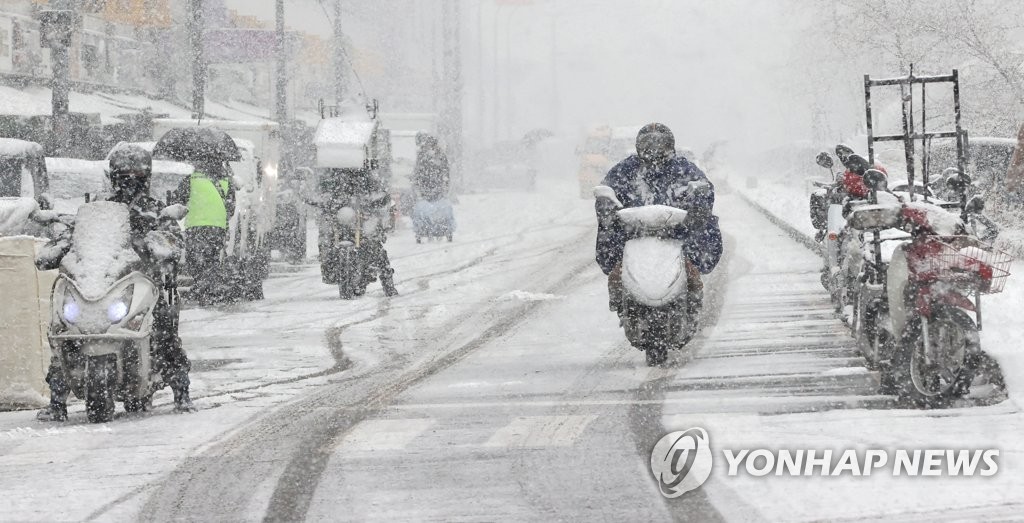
[156,127,240,305]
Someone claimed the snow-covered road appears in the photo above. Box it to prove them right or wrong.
[1,181,1022,521]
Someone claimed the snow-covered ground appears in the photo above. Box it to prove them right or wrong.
[2,167,1023,521]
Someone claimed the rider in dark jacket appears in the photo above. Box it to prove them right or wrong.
[35,146,195,421]
[596,123,722,315]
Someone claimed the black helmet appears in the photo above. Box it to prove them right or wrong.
[835,144,855,164]
[107,144,152,195]
[636,123,676,165]
[844,154,871,176]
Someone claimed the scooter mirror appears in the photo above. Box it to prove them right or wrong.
[863,169,888,192]
[966,195,985,214]
[946,170,972,195]
[815,152,834,169]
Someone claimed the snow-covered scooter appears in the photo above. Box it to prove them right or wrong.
[45,201,186,422]
[595,185,698,366]
[846,171,1011,407]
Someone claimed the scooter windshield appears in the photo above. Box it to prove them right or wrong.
[60,201,141,299]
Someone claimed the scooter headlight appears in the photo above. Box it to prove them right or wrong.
[108,285,135,324]
[107,300,129,323]
[62,297,81,324]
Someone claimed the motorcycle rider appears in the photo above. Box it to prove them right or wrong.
[412,132,450,201]
[317,166,399,297]
[35,146,195,420]
[595,123,721,318]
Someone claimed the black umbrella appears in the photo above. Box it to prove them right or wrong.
[153,126,241,163]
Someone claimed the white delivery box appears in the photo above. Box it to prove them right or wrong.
[314,116,380,170]
[0,236,57,409]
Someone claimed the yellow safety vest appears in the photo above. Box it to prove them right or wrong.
[185,172,229,229]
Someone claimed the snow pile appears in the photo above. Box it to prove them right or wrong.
[497,290,565,302]
[61,201,139,298]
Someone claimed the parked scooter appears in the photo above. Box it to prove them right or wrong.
[845,170,1011,406]
[595,185,701,366]
[810,152,850,308]
[41,201,187,422]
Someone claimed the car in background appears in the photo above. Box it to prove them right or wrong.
[576,125,641,198]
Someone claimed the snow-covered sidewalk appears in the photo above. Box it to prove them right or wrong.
[658,187,1024,520]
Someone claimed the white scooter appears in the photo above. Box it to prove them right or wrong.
[595,185,700,366]
[45,201,185,422]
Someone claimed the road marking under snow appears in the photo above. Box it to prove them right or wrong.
[482,415,598,448]
[336,419,435,452]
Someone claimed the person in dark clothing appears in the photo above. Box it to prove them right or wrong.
[36,145,195,420]
[317,167,399,297]
[173,159,237,305]
[595,123,722,317]
[412,133,450,201]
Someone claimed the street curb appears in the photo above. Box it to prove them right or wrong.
[736,191,823,257]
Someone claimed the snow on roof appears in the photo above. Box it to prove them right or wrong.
[0,138,44,158]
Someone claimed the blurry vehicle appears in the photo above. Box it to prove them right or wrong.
[0,138,55,409]
[576,125,641,198]
[43,157,107,213]
[313,107,398,299]
[380,112,438,217]
[0,138,50,238]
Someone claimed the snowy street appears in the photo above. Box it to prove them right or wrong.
[2,179,1021,521]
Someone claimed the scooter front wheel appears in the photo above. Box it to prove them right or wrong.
[85,355,117,423]
[893,307,978,408]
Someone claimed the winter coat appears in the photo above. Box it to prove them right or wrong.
[595,154,722,275]
[413,143,450,201]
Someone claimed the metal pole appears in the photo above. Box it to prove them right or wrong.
[48,0,74,157]
[491,6,500,144]
[450,0,464,192]
[550,8,559,136]
[274,0,287,124]
[188,0,205,120]
[864,74,874,165]
[333,0,345,104]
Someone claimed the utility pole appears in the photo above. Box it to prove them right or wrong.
[39,0,76,156]
[274,0,287,124]
[188,0,205,120]
[333,0,345,104]
[449,0,463,190]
